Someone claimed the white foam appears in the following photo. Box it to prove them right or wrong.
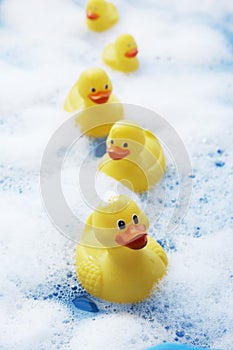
[0,0,233,349]
[70,313,169,350]
[0,299,70,350]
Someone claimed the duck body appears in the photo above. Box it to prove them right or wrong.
[86,0,119,32]
[64,68,123,138]
[103,34,139,72]
[76,195,168,303]
[74,98,123,138]
[98,121,166,193]
[76,237,167,303]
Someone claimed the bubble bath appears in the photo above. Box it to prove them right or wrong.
[0,0,233,349]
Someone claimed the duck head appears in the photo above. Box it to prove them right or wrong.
[115,34,138,60]
[106,121,146,161]
[78,67,112,105]
[86,0,106,21]
[91,195,149,249]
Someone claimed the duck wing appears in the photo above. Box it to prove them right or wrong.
[102,43,116,66]
[64,84,83,112]
[148,238,168,268]
[77,258,102,297]
[144,129,166,171]
[107,3,119,24]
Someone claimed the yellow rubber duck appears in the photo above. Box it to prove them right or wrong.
[98,121,166,193]
[102,34,139,72]
[86,0,119,32]
[64,68,123,138]
[76,195,168,303]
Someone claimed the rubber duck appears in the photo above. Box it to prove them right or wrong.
[98,121,166,193]
[64,68,123,138]
[102,34,139,72]
[86,0,119,32]
[76,195,168,303]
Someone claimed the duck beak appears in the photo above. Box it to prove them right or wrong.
[86,11,99,20]
[107,145,130,160]
[116,224,148,250]
[88,90,111,104]
[125,48,138,58]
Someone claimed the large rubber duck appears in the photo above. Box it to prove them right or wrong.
[76,195,168,303]
[85,0,119,32]
[64,68,123,138]
[98,121,166,193]
[102,34,139,72]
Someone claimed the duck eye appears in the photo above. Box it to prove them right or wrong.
[132,214,138,224]
[128,44,131,48]
[123,142,128,148]
[105,84,108,90]
[110,139,114,144]
[117,220,126,230]
[91,88,96,93]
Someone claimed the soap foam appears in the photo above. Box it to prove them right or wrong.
[0,0,233,349]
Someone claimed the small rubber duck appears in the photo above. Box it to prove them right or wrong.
[98,121,166,193]
[64,68,123,138]
[76,195,168,303]
[86,0,119,32]
[102,34,139,72]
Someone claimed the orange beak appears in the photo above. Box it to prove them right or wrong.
[116,224,148,250]
[107,145,130,160]
[125,48,138,58]
[86,11,99,20]
[88,90,111,104]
